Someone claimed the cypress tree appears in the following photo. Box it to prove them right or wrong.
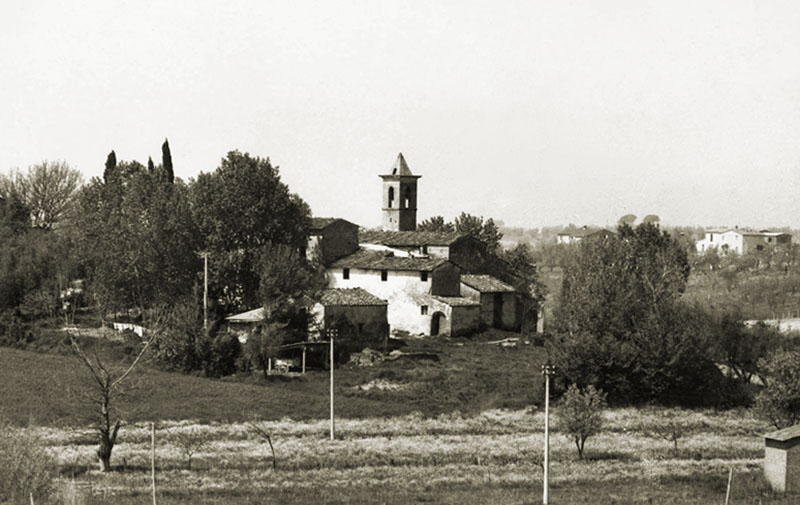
[147,156,155,175]
[162,139,174,184]
[103,150,117,183]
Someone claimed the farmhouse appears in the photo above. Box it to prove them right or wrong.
[328,249,479,336]
[311,287,389,351]
[556,226,615,244]
[460,274,518,330]
[306,153,527,337]
[696,228,792,255]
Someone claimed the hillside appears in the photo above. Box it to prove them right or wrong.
[0,330,546,426]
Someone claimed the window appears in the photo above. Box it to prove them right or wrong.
[388,187,395,208]
[381,270,388,281]
[422,245,428,255]
[421,305,428,315]
[420,271,428,282]
[342,268,350,280]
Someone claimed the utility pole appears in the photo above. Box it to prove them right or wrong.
[541,363,555,505]
[328,328,338,441]
[197,252,209,330]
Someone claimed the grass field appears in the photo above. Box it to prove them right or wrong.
[11,408,796,505]
[1,331,797,504]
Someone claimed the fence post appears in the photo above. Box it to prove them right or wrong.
[151,422,157,505]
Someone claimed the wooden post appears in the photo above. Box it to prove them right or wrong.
[268,357,272,373]
[151,422,157,505]
[725,466,733,505]
[330,332,335,441]
[541,364,555,505]
[302,346,306,374]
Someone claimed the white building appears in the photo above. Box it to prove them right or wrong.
[696,229,792,255]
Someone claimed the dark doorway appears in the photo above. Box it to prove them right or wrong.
[431,312,445,336]
[493,293,503,328]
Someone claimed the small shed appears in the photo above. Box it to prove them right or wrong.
[460,274,519,330]
[764,424,800,493]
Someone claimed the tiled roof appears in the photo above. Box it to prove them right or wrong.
[330,249,449,271]
[432,295,480,307]
[461,274,516,293]
[310,217,357,231]
[359,229,467,247]
[706,228,792,238]
[319,288,387,306]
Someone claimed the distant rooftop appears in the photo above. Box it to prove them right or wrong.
[461,274,516,293]
[331,249,449,271]
[310,217,357,231]
[319,288,387,306]
[359,229,469,247]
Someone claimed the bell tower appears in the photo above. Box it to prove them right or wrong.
[380,153,421,231]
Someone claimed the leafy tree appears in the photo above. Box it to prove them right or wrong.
[500,242,546,331]
[417,216,454,232]
[258,242,326,322]
[191,151,311,311]
[1,161,82,229]
[0,421,56,503]
[549,223,719,403]
[75,153,200,315]
[753,350,800,429]
[244,322,288,380]
[617,214,637,227]
[558,384,606,459]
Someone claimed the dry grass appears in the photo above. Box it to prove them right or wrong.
[12,407,794,504]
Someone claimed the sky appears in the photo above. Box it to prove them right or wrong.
[2,0,799,230]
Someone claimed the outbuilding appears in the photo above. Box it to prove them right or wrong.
[764,424,800,493]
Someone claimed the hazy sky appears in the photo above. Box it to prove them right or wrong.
[2,1,799,229]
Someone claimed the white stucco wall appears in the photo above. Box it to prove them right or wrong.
[765,446,789,492]
[696,231,744,254]
[328,267,434,335]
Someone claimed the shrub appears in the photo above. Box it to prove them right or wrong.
[753,349,800,428]
[558,384,606,459]
[0,422,56,503]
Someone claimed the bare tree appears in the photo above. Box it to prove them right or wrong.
[248,421,277,469]
[70,333,153,472]
[3,160,82,229]
[171,427,208,470]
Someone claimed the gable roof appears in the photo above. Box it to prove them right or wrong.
[310,217,357,232]
[319,288,387,306]
[225,307,266,323]
[359,229,469,247]
[330,249,450,271]
[460,274,516,293]
[765,424,800,443]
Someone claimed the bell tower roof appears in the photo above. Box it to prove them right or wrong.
[380,152,421,179]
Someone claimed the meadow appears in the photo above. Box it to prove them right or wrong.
[1,331,797,504]
[15,407,796,505]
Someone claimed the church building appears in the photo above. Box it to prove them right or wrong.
[307,153,521,337]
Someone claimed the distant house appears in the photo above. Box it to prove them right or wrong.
[460,274,518,330]
[556,226,615,244]
[328,249,480,336]
[311,287,389,351]
[696,228,792,255]
[224,307,267,343]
